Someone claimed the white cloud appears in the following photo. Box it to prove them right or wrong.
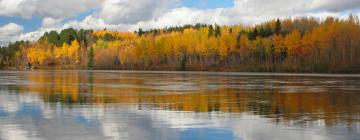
[16,30,46,42]
[0,0,101,19]
[128,0,360,30]
[127,7,223,31]
[97,0,180,24]
[2,0,360,44]
[0,23,24,45]
[0,23,23,36]
[0,0,25,17]
[41,17,63,28]
[308,0,360,12]
[63,15,130,31]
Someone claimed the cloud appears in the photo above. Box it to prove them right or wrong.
[41,17,62,28]
[63,15,130,31]
[129,0,360,30]
[128,7,226,31]
[0,23,24,45]
[0,0,101,19]
[308,0,360,12]
[97,0,181,24]
[0,23,23,36]
[16,30,47,43]
[2,0,360,44]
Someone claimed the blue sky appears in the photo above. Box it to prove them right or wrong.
[0,0,359,45]
[182,0,233,9]
[0,16,42,32]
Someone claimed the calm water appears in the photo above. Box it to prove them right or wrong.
[0,70,359,140]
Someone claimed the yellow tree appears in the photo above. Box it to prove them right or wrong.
[284,30,302,64]
[68,40,80,65]
[272,34,286,64]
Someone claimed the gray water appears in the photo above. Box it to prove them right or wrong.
[0,70,359,140]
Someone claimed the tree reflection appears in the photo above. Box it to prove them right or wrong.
[18,71,360,126]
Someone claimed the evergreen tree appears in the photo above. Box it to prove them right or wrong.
[248,28,258,40]
[259,27,266,37]
[214,24,221,37]
[137,28,144,37]
[38,32,49,43]
[275,19,282,35]
[258,25,273,38]
[88,46,94,69]
[264,25,273,37]
[47,31,60,46]
[103,33,114,41]
[59,28,78,45]
[208,25,214,37]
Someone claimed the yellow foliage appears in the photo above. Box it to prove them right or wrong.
[14,16,360,72]
[285,30,302,56]
[26,43,52,65]
[54,40,80,65]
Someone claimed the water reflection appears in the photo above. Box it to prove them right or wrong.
[0,70,359,140]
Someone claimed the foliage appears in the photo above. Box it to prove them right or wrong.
[39,28,92,46]
[3,16,360,72]
[88,45,94,69]
[0,41,29,68]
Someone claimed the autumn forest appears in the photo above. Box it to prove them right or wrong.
[1,16,360,73]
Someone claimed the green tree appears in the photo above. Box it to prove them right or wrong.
[95,39,108,49]
[248,28,258,40]
[208,25,214,37]
[47,31,61,46]
[103,33,115,41]
[137,28,144,37]
[88,46,94,69]
[78,29,92,43]
[259,25,273,37]
[59,28,78,45]
[38,32,49,43]
[214,24,221,37]
[0,41,28,67]
[275,19,282,35]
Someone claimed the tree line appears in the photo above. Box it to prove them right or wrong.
[1,16,360,72]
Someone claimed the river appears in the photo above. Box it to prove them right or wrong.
[0,70,359,140]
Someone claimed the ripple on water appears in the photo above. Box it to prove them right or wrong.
[0,71,359,140]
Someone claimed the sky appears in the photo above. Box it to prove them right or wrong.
[0,0,360,45]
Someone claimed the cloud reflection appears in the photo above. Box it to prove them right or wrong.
[0,71,359,140]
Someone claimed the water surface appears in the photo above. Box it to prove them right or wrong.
[0,70,359,140]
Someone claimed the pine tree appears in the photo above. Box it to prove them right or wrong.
[275,19,282,35]
[214,24,221,37]
[208,25,214,37]
[137,28,144,37]
[248,28,258,40]
[88,46,94,69]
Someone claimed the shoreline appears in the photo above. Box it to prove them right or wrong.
[1,69,360,77]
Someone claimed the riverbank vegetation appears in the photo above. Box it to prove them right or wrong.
[1,16,360,72]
